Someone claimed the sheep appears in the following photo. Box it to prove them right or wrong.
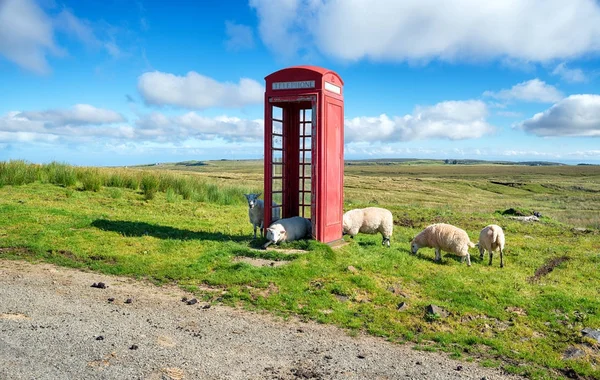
[476,224,505,268]
[342,207,394,247]
[263,216,312,249]
[244,193,281,239]
[410,223,475,266]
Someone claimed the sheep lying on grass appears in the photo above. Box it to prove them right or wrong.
[244,193,280,239]
[476,224,505,268]
[410,223,475,266]
[342,207,394,247]
[263,216,312,249]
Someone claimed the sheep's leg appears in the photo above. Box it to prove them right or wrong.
[479,246,484,261]
[253,224,257,239]
[434,248,441,262]
[488,250,493,266]
[466,253,471,266]
[260,221,264,238]
[262,240,273,250]
[500,249,504,268]
[382,237,390,248]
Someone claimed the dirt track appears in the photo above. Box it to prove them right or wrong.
[0,260,521,379]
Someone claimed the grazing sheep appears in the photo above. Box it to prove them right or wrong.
[410,223,475,266]
[244,193,280,239]
[342,207,394,247]
[263,216,312,249]
[476,224,505,268]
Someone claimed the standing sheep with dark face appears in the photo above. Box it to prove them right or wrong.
[342,207,394,247]
[244,193,280,239]
[476,224,506,268]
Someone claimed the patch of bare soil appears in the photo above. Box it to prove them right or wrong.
[0,259,521,380]
[233,256,289,267]
[528,255,570,283]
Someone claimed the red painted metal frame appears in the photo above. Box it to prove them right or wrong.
[263,66,344,245]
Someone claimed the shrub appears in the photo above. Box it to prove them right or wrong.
[0,160,39,186]
[45,162,77,187]
[141,174,159,200]
[79,169,102,192]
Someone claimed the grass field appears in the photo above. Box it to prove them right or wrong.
[1,159,599,379]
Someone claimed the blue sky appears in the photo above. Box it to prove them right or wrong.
[1,0,600,166]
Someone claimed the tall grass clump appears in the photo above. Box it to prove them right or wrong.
[105,172,127,188]
[78,168,102,192]
[0,160,40,186]
[158,173,176,193]
[44,161,77,187]
[0,160,249,205]
[108,188,122,199]
[141,174,159,200]
[165,188,178,203]
[173,177,196,200]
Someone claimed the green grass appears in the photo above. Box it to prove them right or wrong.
[1,160,599,379]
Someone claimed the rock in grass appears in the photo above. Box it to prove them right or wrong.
[125,298,133,304]
[91,282,107,289]
[397,302,408,312]
[582,328,600,343]
[425,304,448,318]
[186,298,198,305]
[563,346,585,360]
[96,336,104,341]
[129,344,138,350]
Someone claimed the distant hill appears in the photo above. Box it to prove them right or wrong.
[128,157,579,168]
[344,158,567,166]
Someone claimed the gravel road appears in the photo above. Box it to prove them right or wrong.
[0,260,521,380]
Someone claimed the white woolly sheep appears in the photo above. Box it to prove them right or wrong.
[342,207,394,247]
[263,216,312,249]
[476,224,505,268]
[244,193,281,239]
[410,223,475,266]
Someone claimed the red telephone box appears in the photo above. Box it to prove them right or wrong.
[263,66,344,245]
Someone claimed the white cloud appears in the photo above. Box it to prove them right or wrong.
[137,71,264,109]
[225,21,255,51]
[483,79,563,103]
[249,0,316,59]
[0,1,124,74]
[136,112,263,142]
[345,100,495,143]
[518,94,600,137]
[54,10,123,59]
[567,150,600,158]
[0,105,263,145]
[17,104,126,127]
[0,0,62,74]
[0,108,133,144]
[500,150,561,158]
[551,62,587,83]
[251,0,600,63]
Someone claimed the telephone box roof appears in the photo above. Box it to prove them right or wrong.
[265,65,344,86]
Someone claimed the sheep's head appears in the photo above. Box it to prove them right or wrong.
[244,193,261,209]
[265,227,285,243]
[409,239,419,254]
[341,212,351,234]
